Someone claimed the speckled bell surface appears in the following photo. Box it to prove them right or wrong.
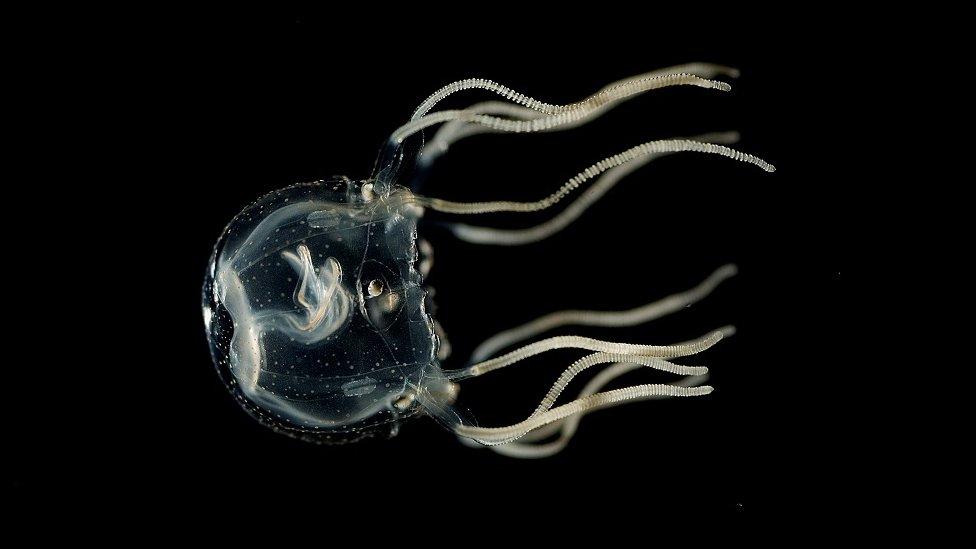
[202,177,443,443]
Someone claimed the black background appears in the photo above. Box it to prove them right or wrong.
[15,9,856,523]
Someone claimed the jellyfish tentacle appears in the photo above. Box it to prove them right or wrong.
[444,327,729,447]
[391,73,732,144]
[454,382,714,446]
[464,353,706,447]
[446,132,741,245]
[482,352,706,447]
[419,63,740,163]
[410,79,558,121]
[421,101,544,163]
[415,140,775,215]
[414,63,738,120]
[446,326,732,381]
[488,370,711,458]
[469,264,738,363]
[513,362,648,445]
[539,353,706,414]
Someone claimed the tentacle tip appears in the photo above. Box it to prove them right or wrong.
[764,163,777,173]
[719,264,739,278]
[714,81,733,92]
[718,325,737,338]
[701,385,715,395]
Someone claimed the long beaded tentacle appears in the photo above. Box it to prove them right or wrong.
[418,63,740,163]
[468,264,738,363]
[416,140,774,215]
[391,74,731,144]
[446,132,741,245]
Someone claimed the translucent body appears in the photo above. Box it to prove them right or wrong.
[202,178,444,443]
[202,64,776,455]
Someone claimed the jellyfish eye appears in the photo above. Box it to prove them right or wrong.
[367,279,384,297]
[358,260,404,330]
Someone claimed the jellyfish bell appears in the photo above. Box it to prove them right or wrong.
[203,63,776,455]
[203,177,454,443]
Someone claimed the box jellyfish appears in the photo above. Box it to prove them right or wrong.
[202,63,775,456]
